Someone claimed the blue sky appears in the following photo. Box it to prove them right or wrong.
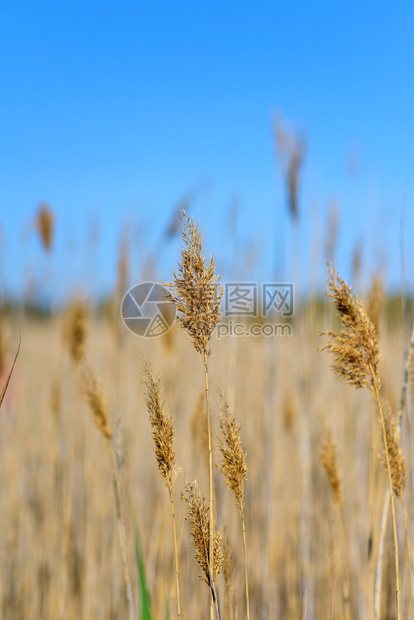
[1,1,414,302]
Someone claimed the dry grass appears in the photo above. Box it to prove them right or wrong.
[1,259,414,619]
[36,203,54,251]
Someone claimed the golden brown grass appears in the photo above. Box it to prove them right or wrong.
[181,479,223,617]
[63,299,89,366]
[142,359,181,618]
[217,388,249,620]
[319,429,350,620]
[165,210,223,360]
[79,360,134,620]
[166,209,223,619]
[36,203,54,251]
[2,265,414,618]
[320,265,406,620]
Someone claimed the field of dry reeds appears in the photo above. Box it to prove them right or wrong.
[1,206,413,620]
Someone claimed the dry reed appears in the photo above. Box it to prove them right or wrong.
[320,266,403,620]
[36,203,54,251]
[166,209,223,619]
[319,429,350,620]
[181,479,222,618]
[79,361,135,620]
[217,388,249,620]
[379,401,406,499]
[142,359,181,618]
[274,115,306,220]
[63,299,89,365]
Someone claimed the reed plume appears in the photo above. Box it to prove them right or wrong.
[181,479,222,617]
[166,209,223,618]
[217,389,249,620]
[320,266,402,620]
[36,203,54,251]
[165,210,223,359]
[319,429,342,510]
[319,266,379,391]
[380,401,406,499]
[274,115,306,220]
[79,361,135,620]
[80,362,112,440]
[142,359,181,618]
[63,299,89,365]
[319,429,350,620]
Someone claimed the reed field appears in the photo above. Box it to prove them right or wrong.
[1,209,413,620]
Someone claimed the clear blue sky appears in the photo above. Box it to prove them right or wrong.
[1,1,414,302]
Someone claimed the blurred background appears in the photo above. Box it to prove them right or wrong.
[1,1,414,305]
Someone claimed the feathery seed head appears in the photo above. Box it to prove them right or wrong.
[380,401,406,498]
[142,359,175,487]
[319,266,379,391]
[182,479,223,588]
[319,429,342,509]
[216,389,247,516]
[165,210,223,359]
[36,203,54,251]
[63,299,89,365]
[80,362,112,440]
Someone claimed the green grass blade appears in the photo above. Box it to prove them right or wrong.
[164,593,170,620]
[133,517,152,620]
[0,333,20,408]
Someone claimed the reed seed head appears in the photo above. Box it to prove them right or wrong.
[165,210,223,359]
[36,203,54,251]
[274,115,306,220]
[142,359,175,488]
[80,361,112,440]
[319,429,342,509]
[380,401,406,498]
[216,389,247,516]
[319,266,379,391]
[182,479,223,588]
[63,299,89,365]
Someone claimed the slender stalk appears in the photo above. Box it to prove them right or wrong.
[241,510,250,620]
[375,489,390,620]
[109,444,135,620]
[204,355,215,620]
[368,407,377,620]
[168,485,181,619]
[401,499,414,615]
[371,369,401,620]
[337,508,351,620]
